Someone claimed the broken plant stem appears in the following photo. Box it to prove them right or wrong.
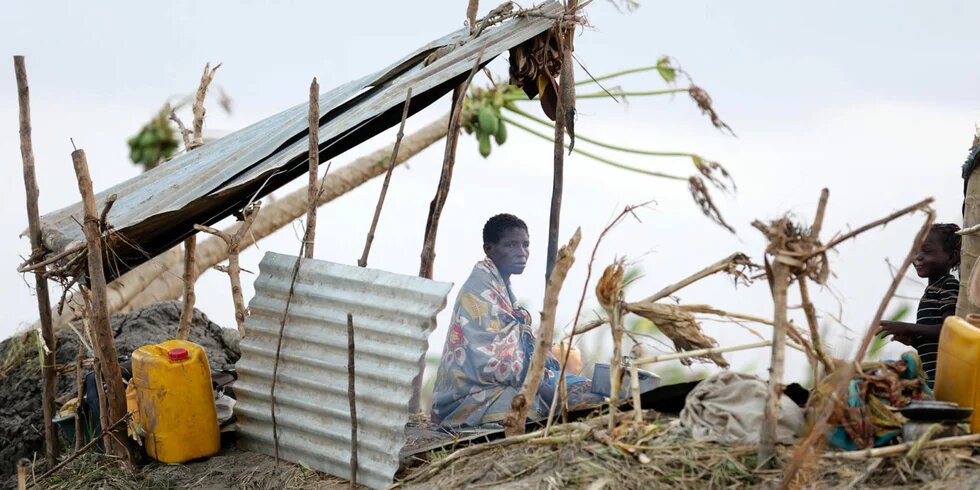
[804,198,934,260]
[759,259,791,466]
[630,344,642,423]
[825,433,980,460]
[359,88,412,267]
[635,340,775,366]
[304,78,319,259]
[646,252,750,303]
[798,277,833,372]
[546,202,651,431]
[781,204,936,487]
[17,244,85,273]
[504,229,581,437]
[190,62,221,149]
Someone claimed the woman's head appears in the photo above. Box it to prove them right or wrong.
[914,223,961,280]
[483,214,529,278]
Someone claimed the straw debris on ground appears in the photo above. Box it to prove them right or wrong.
[396,414,980,490]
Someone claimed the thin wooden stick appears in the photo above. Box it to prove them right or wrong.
[418,48,485,279]
[73,354,84,451]
[545,1,578,284]
[824,433,980,460]
[504,228,581,436]
[176,236,196,340]
[759,259,791,465]
[805,198,933,260]
[629,345,642,423]
[17,244,85,273]
[14,55,59,464]
[956,223,980,236]
[72,149,132,466]
[546,202,651,431]
[643,252,749,303]
[303,78,320,259]
[359,88,412,268]
[781,205,935,487]
[346,313,358,489]
[634,340,773,366]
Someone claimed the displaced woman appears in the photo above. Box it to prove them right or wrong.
[430,213,603,428]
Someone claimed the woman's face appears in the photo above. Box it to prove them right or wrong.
[485,227,529,277]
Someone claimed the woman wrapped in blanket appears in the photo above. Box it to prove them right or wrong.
[431,214,603,428]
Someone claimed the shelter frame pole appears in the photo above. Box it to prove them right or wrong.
[71,148,133,466]
[14,55,59,465]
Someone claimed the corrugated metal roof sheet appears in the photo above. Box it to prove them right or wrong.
[35,1,562,281]
[234,251,453,489]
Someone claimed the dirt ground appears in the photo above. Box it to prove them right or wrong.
[0,301,240,476]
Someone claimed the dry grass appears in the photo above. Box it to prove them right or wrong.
[397,414,980,490]
[30,449,347,490]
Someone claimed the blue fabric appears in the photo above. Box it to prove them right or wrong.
[430,259,602,428]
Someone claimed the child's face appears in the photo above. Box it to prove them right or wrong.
[913,232,955,279]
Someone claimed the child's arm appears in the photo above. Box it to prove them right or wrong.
[880,320,942,342]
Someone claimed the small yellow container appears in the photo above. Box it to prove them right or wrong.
[132,340,219,463]
[934,316,980,433]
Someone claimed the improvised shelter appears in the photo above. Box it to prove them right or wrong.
[30,1,563,281]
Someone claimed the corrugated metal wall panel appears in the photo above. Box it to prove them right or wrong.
[234,252,452,489]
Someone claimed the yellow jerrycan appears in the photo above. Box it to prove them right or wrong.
[934,316,980,433]
[132,339,220,463]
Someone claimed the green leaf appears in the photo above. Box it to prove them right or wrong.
[887,304,911,322]
[656,56,677,84]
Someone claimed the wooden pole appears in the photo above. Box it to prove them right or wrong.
[73,354,85,451]
[418,50,484,280]
[759,260,790,465]
[346,313,358,489]
[546,3,577,284]
[359,88,412,268]
[304,78,320,259]
[71,148,132,466]
[176,236,197,339]
[504,228,581,436]
[14,55,60,464]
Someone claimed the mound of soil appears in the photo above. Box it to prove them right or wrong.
[0,301,239,475]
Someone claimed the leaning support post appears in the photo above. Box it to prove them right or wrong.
[418,49,485,279]
[14,55,59,464]
[759,259,791,465]
[304,78,320,259]
[71,148,132,466]
[546,3,578,283]
[359,88,412,268]
[504,228,581,436]
[193,202,262,337]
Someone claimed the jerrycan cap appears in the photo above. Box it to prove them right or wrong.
[168,348,189,361]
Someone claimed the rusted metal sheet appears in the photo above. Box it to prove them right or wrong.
[234,251,453,489]
[35,1,562,280]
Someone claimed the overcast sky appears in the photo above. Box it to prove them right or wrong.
[2,1,978,383]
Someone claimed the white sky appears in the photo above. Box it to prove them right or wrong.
[2,1,978,384]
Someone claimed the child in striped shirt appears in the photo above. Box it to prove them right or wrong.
[879,223,961,385]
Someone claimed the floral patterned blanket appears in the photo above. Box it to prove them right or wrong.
[431,259,601,428]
